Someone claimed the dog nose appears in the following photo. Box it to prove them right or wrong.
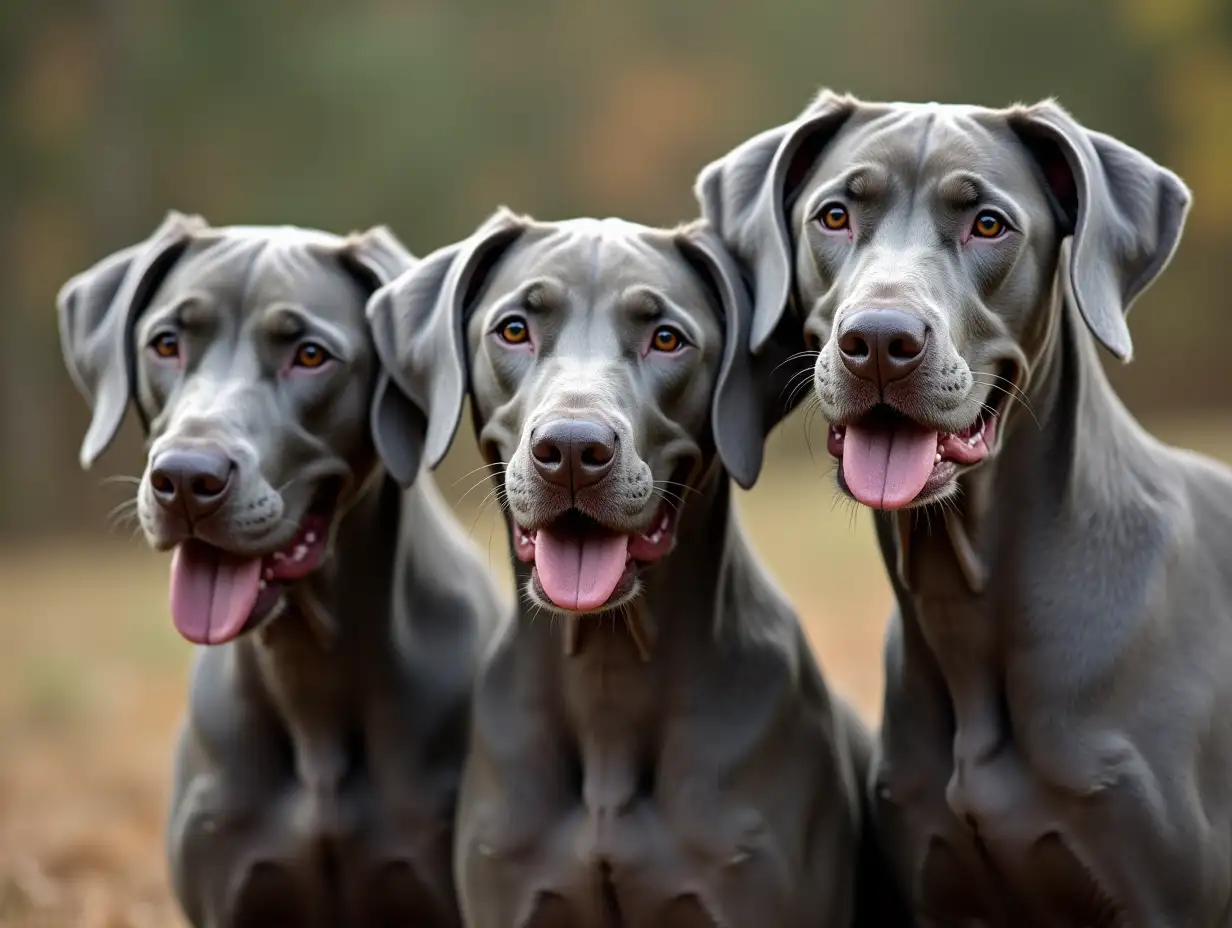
[837,309,929,387]
[532,419,617,491]
[149,448,236,520]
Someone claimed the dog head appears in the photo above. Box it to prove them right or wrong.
[59,212,415,643]
[697,91,1190,509]
[368,209,800,616]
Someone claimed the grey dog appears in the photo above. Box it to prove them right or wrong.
[695,89,1232,925]
[58,212,498,926]
[367,208,903,926]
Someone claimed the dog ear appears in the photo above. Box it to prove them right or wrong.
[341,224,416,290]
[57,210,206,469]
[694,89,855,354]
[365,208,527,487]
[675,222,810,491]
[1010,101,1191,362]
[338,226,425,487]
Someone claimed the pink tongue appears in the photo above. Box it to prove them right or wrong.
[169,540,263,645]
[534,528,629,612]
[842,420,939,509]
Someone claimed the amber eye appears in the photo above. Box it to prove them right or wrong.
[150,332,179,359]
[651,326,684,353]
[293,341,331,368]
[818,202,850,231]
[498,317,530,345]
[972,210,1007,239]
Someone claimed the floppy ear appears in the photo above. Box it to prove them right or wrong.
[341,224,416,288]
[675,223,810,490]
[336,226,422,487]
[57,210,206,469]
[694,89,855,353]
[1010,101,1191,362]
[365,208,528,487]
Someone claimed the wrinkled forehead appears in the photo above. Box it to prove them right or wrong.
[813,103,1045,202]
[481,220,712,319]
[150,230,365,323]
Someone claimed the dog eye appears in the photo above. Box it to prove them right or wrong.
[293,341,332,369]
[971,210,1009,239]
[651,326,685,353]
[149,332,179,359]
[497,317,530,345]
[817,202,850,232]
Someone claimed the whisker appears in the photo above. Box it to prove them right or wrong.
[785,372,818,409]
[449,462,506,489]
[467,486,506,540]
[970,375,1040,430]
[772,349,821,375]
[650,489,687,513]
[106,497,139,520]
[101,474,142,487]
[652,479,701,499]
[457,473,504,508]
[781,365,818,405]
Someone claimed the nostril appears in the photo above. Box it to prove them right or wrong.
[580,443,613,468]
[533,440,564,466]
[839,333,870,358]
[151,472,175,496]
[191,471,229,498]
[887,335,924,360]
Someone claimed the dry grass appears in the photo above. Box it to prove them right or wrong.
[1,412,1229,926]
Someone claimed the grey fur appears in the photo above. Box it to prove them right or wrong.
[371,209,901,926]
[695,92,1232,925]
[58,214,499,927]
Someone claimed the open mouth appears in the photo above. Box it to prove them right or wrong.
[827,402,1001,510]
[511,502,677,613]
[168,481,341,645]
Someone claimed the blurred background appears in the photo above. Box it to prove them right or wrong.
[1,0,1229,924]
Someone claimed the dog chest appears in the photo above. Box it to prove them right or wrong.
[878,658,1185,925]
[176,767,455,925]
[461,788,803,927]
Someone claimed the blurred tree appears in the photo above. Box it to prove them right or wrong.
[0,0,1228,538]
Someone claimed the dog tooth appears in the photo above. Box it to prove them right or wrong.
[293,545,308,562]
[264,568,274,580]
[305,531,316,545]
[259,579,267,590]
[934,453,941,465]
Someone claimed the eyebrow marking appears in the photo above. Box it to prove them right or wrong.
[847,168,871,199]
[836,163,890,202]
[622,287,666,322]
[259,303,307,338]
[176,297,214,329]
[523,282,552,312]
[939,173,983,208]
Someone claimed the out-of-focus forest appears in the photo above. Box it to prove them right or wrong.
[3,0,1231,539]
[2,3,1232,924]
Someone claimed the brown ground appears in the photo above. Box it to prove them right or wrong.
[2,414,1229,927]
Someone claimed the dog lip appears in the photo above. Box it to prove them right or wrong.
[826,398,1004,509]
[511,499,678,568]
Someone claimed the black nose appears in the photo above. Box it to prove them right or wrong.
[531,419,617,491]
[837,308,929,387]
[149,448,235,521]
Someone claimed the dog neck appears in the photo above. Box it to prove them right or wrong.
[245,469,481,733]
